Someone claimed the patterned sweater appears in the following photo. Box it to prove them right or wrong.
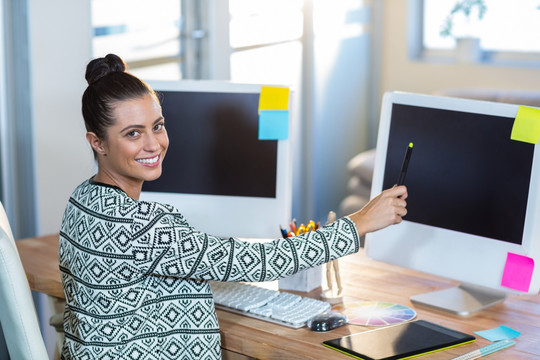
[59,179,360,359]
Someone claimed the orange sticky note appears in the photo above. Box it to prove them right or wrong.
[511,106,540,144]
[258,86,290,111]
[501,252,534,292]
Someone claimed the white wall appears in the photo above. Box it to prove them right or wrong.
[27,0,94,356]
[28,0,95,237]
[308,1,373,222]
[379,0,540,104]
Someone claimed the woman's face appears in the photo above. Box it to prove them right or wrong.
[96,94,169,188]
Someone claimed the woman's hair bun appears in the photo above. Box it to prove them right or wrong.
[85,53,127,85]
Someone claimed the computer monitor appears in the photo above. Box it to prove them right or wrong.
[140,80,293,239]
[366,91,540,316]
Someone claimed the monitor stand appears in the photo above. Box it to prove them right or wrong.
[410,283,507,317]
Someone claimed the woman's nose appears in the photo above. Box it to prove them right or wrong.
[144,133,161,152]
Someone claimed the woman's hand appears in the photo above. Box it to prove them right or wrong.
[348,185,408,236]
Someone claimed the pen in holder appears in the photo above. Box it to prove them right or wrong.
[320,211,344,304]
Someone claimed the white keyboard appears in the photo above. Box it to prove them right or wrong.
[210,281,331,328]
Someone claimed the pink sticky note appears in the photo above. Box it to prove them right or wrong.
[501,252,535,292]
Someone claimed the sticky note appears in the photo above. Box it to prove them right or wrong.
[511,106,540,144]
[501,252,534,292]
[258,110,289,140]
[474,325,521,342]
[258,86,290,111]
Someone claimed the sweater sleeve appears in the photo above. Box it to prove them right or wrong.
[131,201,361,282]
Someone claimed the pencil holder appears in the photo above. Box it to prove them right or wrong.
[277,215,330,293]
[278,266,323,293]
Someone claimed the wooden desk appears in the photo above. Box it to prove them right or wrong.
[17,234,540,359]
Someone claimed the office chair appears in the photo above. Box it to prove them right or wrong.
[0,201,49,359]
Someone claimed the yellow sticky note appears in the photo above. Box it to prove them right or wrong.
[511,106,540,144]
[258,86,290,111]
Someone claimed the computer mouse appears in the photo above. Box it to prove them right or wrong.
[307,312,348,332]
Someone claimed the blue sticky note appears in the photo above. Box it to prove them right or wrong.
[474,325,521,341]
[258,110,289,140]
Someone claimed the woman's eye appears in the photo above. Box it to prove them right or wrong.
[126,130,140,138]
[154,123,165,131]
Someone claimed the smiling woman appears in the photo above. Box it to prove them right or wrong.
[82,54,168,199]
[58,53,408,360]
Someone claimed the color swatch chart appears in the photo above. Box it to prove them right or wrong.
[331,301,416,327]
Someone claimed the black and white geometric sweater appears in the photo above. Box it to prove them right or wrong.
[59,179,360,359]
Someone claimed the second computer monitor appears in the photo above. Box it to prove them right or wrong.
[141,80,293,239]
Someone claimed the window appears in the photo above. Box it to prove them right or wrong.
[228,0,304,85]
[91,0,183,80]
[418,0,540,64]
[91,0,305,82]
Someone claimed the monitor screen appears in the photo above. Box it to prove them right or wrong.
[366,92,540,303]
[140,80,293,239]
[143,91,278,198]
[382,103,534,245]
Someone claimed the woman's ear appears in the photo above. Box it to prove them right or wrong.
[86,132,107,156]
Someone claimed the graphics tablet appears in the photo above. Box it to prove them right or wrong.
[323,320,475,360]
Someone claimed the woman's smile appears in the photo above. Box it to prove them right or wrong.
[136,154,161,167]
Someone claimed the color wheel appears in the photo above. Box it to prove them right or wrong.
[331,301,416,327]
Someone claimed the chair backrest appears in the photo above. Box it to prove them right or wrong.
[0,202,48,360]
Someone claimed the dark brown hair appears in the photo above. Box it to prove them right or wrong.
[82,54,158,140]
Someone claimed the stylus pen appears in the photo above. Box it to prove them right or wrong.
[450,339,516,360]
[397,142,414,186]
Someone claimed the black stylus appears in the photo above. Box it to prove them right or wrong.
[397,142,413,186]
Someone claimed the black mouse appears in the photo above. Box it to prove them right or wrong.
[307,312,348,332]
